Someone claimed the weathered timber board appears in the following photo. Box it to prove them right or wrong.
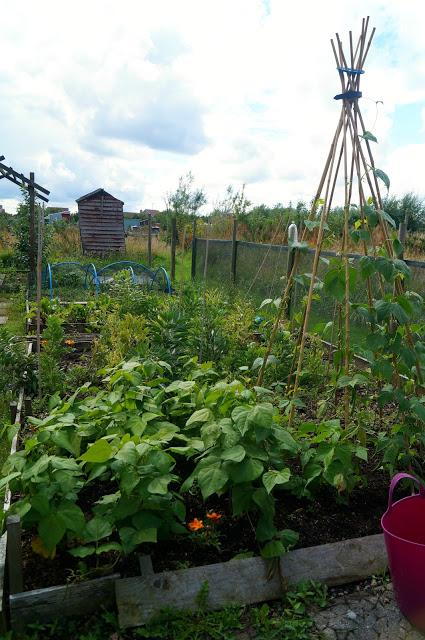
[10,573,120,630]
[279,533,386,586]
[0,533,8,633]
[116,534,387,628]
[117,556,282,628]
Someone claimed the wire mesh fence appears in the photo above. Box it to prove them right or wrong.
[193,237,425,346]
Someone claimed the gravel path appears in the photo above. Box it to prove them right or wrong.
[313,582,424,639]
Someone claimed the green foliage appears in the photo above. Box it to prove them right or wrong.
[39,316,65,396]
[13,189,51,269]
[0,328,36,397]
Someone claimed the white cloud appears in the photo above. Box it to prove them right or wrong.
[1,0,425,213]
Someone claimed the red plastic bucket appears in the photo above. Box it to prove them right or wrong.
[381,472,425,629]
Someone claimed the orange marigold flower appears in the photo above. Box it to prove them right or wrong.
[206,512,222,522]
[64,339,76,346]
[188,518,204,532]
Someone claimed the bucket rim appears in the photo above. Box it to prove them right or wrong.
[381,494,425,547]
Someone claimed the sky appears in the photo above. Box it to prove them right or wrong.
[1,0,425,214]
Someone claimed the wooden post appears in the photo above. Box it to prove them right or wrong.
[36,204,44,399]
[203,218,210,282]
[398,212,408,259]
[28,172,36,288]
[231,217,238,284]
[138,555,154,577]
[286,222,298,319]
[24,397,32,417]
[147,214,152,267]
[6,516,23,595]
[9,402,17,424]
[171,216,177,282]
[191,217,197,280]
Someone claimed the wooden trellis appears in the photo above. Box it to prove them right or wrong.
[0,155,50,278]
[258,17,415,426]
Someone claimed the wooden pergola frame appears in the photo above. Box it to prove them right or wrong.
[0,154,50,278]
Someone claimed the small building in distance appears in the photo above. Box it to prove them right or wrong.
[46,209,71,224]
[141,208,160,218]
[77,188,125,254]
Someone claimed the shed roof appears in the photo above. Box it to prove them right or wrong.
[76,188,124,204]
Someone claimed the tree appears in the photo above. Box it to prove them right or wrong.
[13,189,51,270]
[382,193,425,232]
[164,172,207,281]
[215,184,251,219]
[165,172,207,220]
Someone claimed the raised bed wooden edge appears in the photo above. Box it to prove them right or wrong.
[116,533,387,628]
[9,574,120,632]
[6,533,386,630]
[0,341,32,632]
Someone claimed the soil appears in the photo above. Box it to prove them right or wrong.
[19,461,392,592]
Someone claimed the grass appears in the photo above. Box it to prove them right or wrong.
[2,580,327,639]
[0,292,26,335]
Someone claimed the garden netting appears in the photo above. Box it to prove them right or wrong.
[194,238,425,347]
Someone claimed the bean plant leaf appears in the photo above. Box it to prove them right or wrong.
[393,237,404,258]
[131,528,157,544]
[84,516,113,543]
[221,445,246,463]
[252,355,278,370]
[147,474,173,495]
[373,168,390,191]
[69,545,96,558]
[303,220,329,232]
[198,465,228,499]
[229,458,264,483]
[262,468,291,494]
[380,209,396,228]
[360,131,378,143]
[80,439,113,463]
[38,514,66,551]
[57,501,85,534]
[186,408,211,427]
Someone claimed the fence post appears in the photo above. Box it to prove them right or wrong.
[191,217,197,280]
[398,212,408,259]
[170,216,177,282]
[148,214,152,267]
[6,515,23,594]
[24,397,32,417]
[286,222,298,318]
[9,402,17,424]
[231,217,238,284]
[28,172,36,288]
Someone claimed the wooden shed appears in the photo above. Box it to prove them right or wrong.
[77,188,125,254]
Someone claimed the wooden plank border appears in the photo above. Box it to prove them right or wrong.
[3,531,387,631]
[0,340,33,632]
[116,533,387,628]
[10,574,120,632]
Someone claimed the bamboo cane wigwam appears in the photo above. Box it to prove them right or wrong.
[258,17,417,423]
